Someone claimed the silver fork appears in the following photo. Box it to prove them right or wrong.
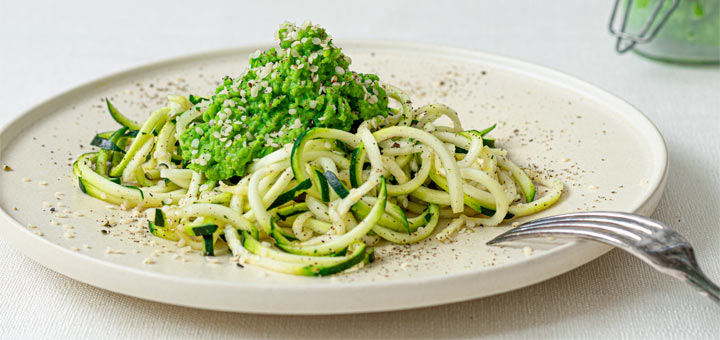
[486,211,720,305]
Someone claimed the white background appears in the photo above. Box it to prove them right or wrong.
[1,0,719,338]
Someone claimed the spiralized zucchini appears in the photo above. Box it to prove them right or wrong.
[74,84,563,276]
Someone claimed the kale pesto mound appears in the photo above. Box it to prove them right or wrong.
[180,21,390,181]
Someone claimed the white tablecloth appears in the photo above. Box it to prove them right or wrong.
[1,0,719,338]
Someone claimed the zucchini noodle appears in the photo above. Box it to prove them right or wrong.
[74,84,564,277]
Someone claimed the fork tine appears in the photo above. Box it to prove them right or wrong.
[517,215,654,236]
[527,212,665,230]
[502,219,645,241]
[486,224,636,249]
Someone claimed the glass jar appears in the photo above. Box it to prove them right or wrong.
[627,0,720,64]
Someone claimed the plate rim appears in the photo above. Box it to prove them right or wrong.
[0,40,669,314]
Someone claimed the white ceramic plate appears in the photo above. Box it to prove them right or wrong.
[0,41,667,314]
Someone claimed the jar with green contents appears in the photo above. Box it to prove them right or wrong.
[616,0,720,64]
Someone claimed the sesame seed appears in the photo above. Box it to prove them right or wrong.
[143,257,156,265]
[588,185,599,190]
[27,223,37,229]
[33,230,44,236]
[309,100,317,109]
[21,177,31,182]
[39,181,48,186]
[71,247,80,252]
[312,37,321,45]
[63,232,74,239]
[335,66,345,75]
[105,247,124,254]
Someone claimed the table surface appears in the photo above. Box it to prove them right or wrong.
[1,0,719,338]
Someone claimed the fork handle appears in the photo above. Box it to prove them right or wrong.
[682,267,720,305]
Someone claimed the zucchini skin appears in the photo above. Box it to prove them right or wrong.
[372,204,440,244]
[106,98,142,130]
[197,225,219,256]
[95,127,129,176]
[241,231,367,276]
[306,243,366,276]
[427,165,495,211]
[496,155,536,203]
[75,153,182,207]
[290,127,360,182]
[324,171,349,198]
[276,202,309,220]
[324,171,409,233]
[146,209,181,242]
[109,107,170,177]
[313,168,330,202]
[272,177,387,256]
[349,144,366,188]
[268,179,312,210]
[147,221,180,242]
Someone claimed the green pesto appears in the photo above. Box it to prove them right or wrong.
[180,22,389,180]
